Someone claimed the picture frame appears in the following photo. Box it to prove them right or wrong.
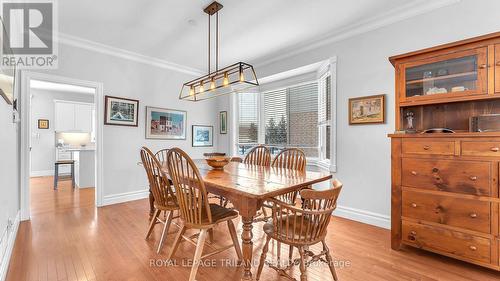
[146,106,187,140]
[192,125,213,147]
[104,95,139,126]
[219,111,227,134]
[38,119,49,129]
[348,94,385,125]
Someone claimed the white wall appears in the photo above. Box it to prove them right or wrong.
[0,84,19,278]
[218,0,500,228]
[30,89,94,174]
[36,43,218,199]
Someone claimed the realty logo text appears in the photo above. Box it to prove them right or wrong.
[2,1,58,69]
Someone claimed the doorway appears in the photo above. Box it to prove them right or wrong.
[20,72,104,220]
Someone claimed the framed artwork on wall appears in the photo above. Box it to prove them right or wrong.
[348,94,385,125]
[38,119,49,129]
[220,111,227,134]
[192,125,213,147]
[104,95,139,126]
[146,106,187,139]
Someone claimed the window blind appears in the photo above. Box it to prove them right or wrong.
[318,74,331,125]
[238,93,259,143]
[262,82,319,156]
[263,89,287,145]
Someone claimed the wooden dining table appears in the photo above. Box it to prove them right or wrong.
[160,159,332,280]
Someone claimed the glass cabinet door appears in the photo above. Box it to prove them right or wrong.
[402,47,487,101]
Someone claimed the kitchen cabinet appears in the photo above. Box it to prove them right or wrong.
[54,101,93,132]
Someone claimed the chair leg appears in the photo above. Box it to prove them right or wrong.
[189,229,208,281]
[208,228,214,244]
[322,240,338,281]
[277,241,281,266]
[167,224,186,260]
[227,220,243,261]
[145,209,160,239]
[289,245,294,261]
[71,163,75,188]
[157,210,173,254]
[298,246,308,281]
[54,164,58,190]
[256,235,271,281]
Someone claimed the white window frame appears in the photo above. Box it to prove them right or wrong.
[231,56,337,172]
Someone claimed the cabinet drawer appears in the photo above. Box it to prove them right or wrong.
[462,141,500,157]
[402,158,491,196]
[402,190,490,233]
[402,221,491,264]
[402,140,455,155]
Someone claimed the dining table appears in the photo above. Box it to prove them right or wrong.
[160,159,333,280]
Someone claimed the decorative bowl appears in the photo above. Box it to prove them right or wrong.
[205,156,231,170]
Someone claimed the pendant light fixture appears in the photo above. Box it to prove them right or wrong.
[179,1,259,101]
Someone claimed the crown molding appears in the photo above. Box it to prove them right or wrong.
[58,32,205,76]
[254,0,462,68]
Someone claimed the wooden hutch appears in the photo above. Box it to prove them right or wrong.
[389,32,500,271]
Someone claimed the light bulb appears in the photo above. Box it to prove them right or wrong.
[199,81,205,93]
[210,78,216,90]
[189,86,195,96]
[239,71,245,82]
[223,72,229,86]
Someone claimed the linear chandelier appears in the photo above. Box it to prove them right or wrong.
[179,1,259,101]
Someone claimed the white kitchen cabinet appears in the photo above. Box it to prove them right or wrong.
[54,102,75,132]
[74,104,92,132]
[54,101,93,132]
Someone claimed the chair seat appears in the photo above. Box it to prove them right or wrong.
[55,160,75,165]
[263,215,320,242]
[202,203,238,224]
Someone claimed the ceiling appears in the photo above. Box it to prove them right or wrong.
[58,0,452,72]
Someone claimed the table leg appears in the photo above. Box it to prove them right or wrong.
[241,216,254,280]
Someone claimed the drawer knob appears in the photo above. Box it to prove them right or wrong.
[410,231,417,235]
[423,145,431,150]
[411,203,417,208]
[469,213,478,218]
[469,176,477,181]
[411,171,417,176]
[490,147,499,152]
[479,64,488,69]
[497,61,500,66]
[469,245,477,251]
[432,167,439,173]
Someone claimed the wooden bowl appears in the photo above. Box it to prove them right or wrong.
[205,156,231,170]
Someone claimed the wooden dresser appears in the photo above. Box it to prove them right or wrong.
[389,32,500,271]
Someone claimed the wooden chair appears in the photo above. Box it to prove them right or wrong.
[165,148,243,281]
[140,147,179,254]
[155,148,170,163]
[244,145,271,166]
[256,180,343,281]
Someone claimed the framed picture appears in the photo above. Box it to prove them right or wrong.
[146,106,187,139]
[348,94,385,125]
[38,119,49,129]
[192,125,213,147]
[104,95,139,126]
[220,111,227,134]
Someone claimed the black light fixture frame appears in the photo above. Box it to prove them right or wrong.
[179,1,259,101]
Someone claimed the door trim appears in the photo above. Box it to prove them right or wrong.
[20,71,104,221]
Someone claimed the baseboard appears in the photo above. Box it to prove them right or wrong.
[0,211,20,281]
[102,189,149,206]
[30,170,54,177]
[334,205,390,229]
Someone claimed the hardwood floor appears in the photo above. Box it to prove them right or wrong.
[6,176,500,281]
